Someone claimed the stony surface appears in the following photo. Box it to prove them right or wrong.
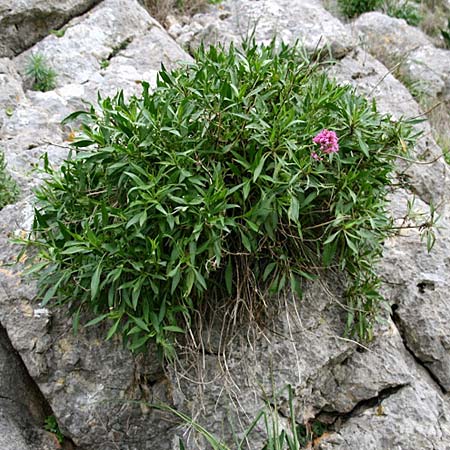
[354,12,450,102]
[0,323,60,450]
[169,0,355,57]
[0,0,100,58]
[0,0,450,449]
[0,58,25,130]
[15,0,157,88]
[318,324,450,450]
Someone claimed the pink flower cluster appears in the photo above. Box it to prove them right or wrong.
[311,129,339,160]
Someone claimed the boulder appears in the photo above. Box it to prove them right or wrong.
[354,12,450,102]
[15,0,157,88]
[0,0,100,57]
[170,0,355,57]
[0,323,60,450]
[318,324,450,450]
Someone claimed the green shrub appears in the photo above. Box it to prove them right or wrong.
[25,53,57,92]
[0,150,19,210]
[383,0,422,26]
[44,415,64,444]
[25,40,416,357]
[337,0,382,17]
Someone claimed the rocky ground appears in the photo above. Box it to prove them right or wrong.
[0,0,450,449]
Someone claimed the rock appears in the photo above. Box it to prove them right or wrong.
[0,0,101,58]
[318,323,450,450]
[15,0,157,88]
[379,191,450,392]
[0,323,59,450]
[0,5,193,447]
[166,276,356,448]
[405,45,450,100]
[172,0,355,57]
[354,12,450,102]
[83,25,192,99]
[0,58,25,130]
[1,2,450,449]
[330,47,450,395]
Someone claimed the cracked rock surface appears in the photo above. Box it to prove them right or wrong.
[0,0,101,58]
[0,0,450,449]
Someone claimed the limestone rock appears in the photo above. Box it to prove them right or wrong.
[0,58,25,131]
[0,324,60,450]
[354,12,450,101]
[0,0,100,58]
[15,0,157,88]
[0,200,174,450]
[0,2,450,450]
[318,324,450,450]
[171,0,355,57]
[330,46,450,396]
[0,4,193,448]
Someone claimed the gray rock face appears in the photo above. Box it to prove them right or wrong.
[0,1,192,448]
[15,0,157,88]
[354,12,450,102]
[0,58,25,135]
[318,325,450,450]
[0,201,172,450]
[0,323,59,450]
[0,0,100,58]
[170,0,355,57]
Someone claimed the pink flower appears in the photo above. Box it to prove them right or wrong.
[312,129,339,155]
[310,151,323,161]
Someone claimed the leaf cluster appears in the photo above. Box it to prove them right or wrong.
[25,53,57,92]
[383,0,422,26]
[44,415,64,444]
[337,0,382,17]
[26,40,416,356]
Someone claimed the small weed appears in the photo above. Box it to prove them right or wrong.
[0,150,19,210]
[109,37,133,60]
[155,385,328,449]
[382,0,422,26]
[25,53,57,92]
[100,59,110,70]
[50,29,66,38]
[44,415,64,444]
[337,0,382,18]
[5,107,14,117]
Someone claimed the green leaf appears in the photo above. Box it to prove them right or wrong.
[225,259,233,296]
[253,153,267,182]
[163,325,184,333]
[91,262,102,300]
[133,317,150,332]
[85,313,109,327]
[288,196,299,222]
[106,319,120,340]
